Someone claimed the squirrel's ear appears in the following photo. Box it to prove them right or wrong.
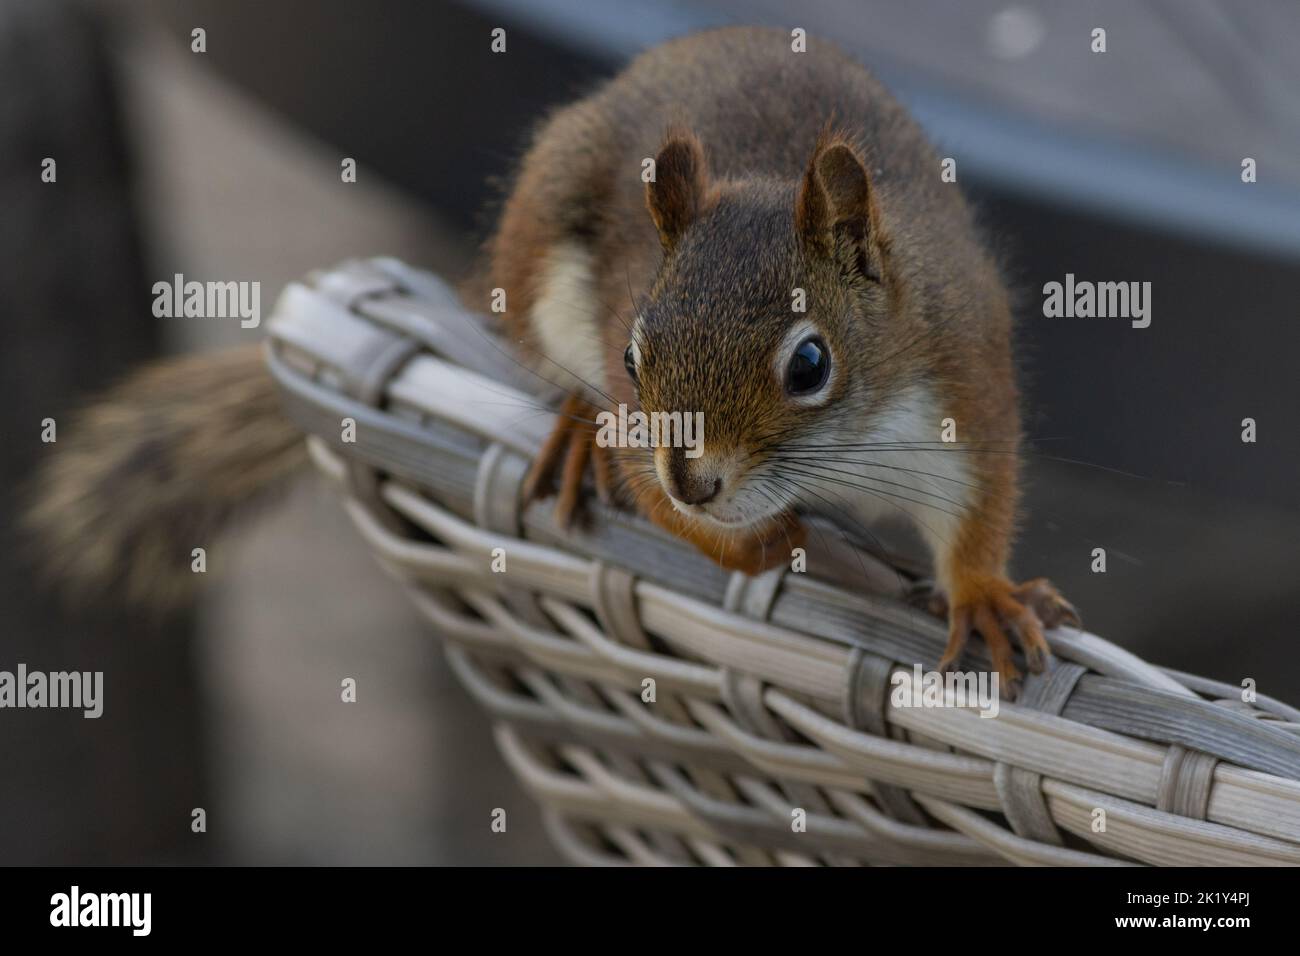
[646,127,712,251]
[795,135,884,282]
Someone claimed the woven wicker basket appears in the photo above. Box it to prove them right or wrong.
[265,257,1300,866]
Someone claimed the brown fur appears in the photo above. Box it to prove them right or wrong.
[486,26,1078,692]
[645,127,718,251]
[24,346,306,609]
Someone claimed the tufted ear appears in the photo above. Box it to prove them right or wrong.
[645,127,712,251]
[795,131,884,282]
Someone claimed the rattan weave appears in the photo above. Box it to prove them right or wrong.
[265,257,1300,866]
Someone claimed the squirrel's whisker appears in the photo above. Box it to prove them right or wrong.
[776,465,967,524]
[769,458,975,512]
[765,474,923,596]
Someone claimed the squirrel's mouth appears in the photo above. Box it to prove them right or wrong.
[669,495,778,531]
[692,511,752,528]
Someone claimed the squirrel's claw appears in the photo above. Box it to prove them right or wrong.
[522,393,607,529]
[940,600,1024,700]
[591,441,615,506]
[554,422,592,529]
[1011,577,1082,630]
[939,575,1076,700]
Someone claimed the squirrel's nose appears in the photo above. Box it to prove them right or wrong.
[660,446,722,506]
[673,475,721,506]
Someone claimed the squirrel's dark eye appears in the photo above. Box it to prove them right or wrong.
[624,342,638,384]
[786,337,829,395]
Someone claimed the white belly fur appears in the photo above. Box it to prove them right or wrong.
[529,241,608,399]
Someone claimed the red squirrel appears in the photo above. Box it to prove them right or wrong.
[27,26,1078,695]
[486,26,1078,694]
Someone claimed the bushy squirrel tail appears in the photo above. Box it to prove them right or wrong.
[24,345,309,609]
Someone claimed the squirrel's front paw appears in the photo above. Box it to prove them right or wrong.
[522,394,616,529]
[938,575,1079,699]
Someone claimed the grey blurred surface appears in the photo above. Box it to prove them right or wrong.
[205,477,559,865]
[1017,460,1300,702]
[720,0,1300,185]
[0,0,207,866]
[116,22,560,864]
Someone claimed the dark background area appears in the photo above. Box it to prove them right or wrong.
[2,0,1297,864]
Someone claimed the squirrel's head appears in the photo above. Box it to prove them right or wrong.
[628,125,903,530]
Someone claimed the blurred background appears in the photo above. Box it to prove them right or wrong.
[1,0,1297,864]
